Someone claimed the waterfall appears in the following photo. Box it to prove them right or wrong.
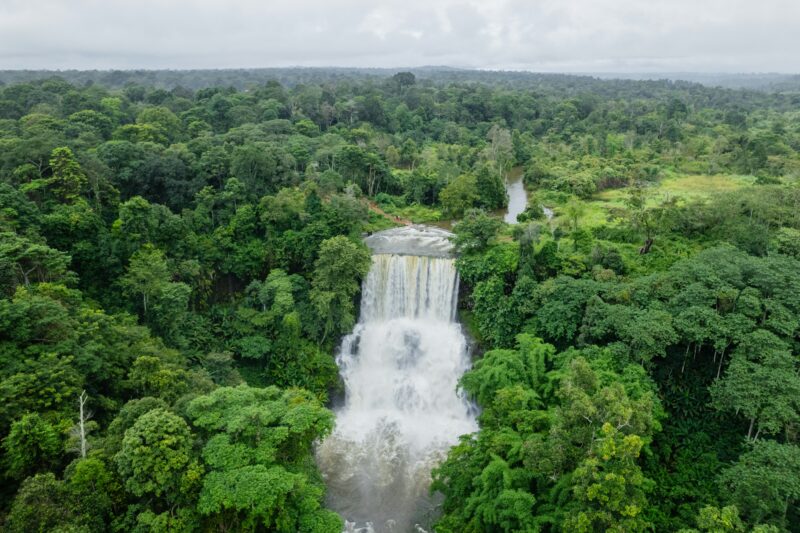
[317,226,477,533]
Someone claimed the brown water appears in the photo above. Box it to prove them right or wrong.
[503,169,528,224]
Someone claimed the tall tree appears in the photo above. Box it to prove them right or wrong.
[187,385,341,532]
[309,235,371,342]
[718,440,800,529]
[114,407,196,501]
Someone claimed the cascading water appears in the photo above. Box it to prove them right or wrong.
[317,226,477,532]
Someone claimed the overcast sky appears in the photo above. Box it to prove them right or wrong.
[0,0,798,72]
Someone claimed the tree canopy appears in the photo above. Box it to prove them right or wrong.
[0,68,799,531]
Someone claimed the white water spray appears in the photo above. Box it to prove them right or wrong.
[317,226,477,532]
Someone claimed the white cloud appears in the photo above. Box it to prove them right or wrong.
[0,0,797,72]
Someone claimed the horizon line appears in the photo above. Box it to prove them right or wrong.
[0,66,798,76]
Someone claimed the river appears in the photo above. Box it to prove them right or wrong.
[502,166,527,224]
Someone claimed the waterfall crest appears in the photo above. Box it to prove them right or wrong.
[317,227,477,532]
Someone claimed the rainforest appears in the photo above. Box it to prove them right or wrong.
[0,69,799,532]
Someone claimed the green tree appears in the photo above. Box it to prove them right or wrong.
[5,473,73,533]
[187,385,341,532]
[65,457,122,530]
[459,334,554,409]
[718,440,800,529]
[710,333,800,440]
[679,506,743,532]
[136,106,182,144]
[120,244,171,314]
[485,125,515,175]
[48,147,87,202]
[336,145,390,196]
[440,174,479,218]
[564,423,652,533]
[3,412,62,479]
[453,209,503,253]
[392,71,416,91]
[104,397,169,456]
[564,198,586,234]
[114,407,195,500]
[474,163,508,211]
[0,232,72,293]
[309,236,371,342]
[470,276,521,347]
[231,142,296,197]
[625,183,675,254]
[773,227,800,258]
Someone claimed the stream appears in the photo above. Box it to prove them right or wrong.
[503,167,528,224]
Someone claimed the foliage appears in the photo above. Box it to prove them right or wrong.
[3,413,62,480]
[718,440,800,529]
[186,385,340,532]
[433,336,660,532]
[0,69,800,531]
[114,407,194,499]
[564,423,652,533]
[452,209,503,253]
[309,235,371,343]
[440,174,479,218]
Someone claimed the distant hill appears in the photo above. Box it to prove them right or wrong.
[0,67,798,93]
[591,72,800,91]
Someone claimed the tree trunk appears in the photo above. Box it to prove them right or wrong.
[681,344,690,374]
[78,390,88,458]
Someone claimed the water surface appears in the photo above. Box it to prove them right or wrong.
[503,166,528,224]
[317,227,477,532]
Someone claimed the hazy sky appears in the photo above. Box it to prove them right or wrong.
[1,0,798,72]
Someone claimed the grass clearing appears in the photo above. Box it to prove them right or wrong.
[541,174,756,230]
[659,174,756,196]
[597,174,756,205]
[382,203,444,224]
